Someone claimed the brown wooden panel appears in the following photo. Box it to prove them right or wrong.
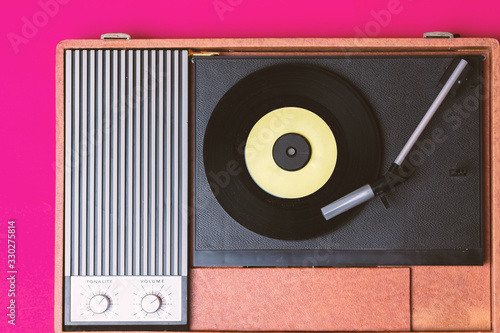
[411,266,491,331]
[490,37,500,333]
[56,37,499,52]
[190,267,410,331]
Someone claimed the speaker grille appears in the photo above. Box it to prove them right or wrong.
[64,49,188,277]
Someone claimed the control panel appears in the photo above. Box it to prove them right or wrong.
[70,276,183,322]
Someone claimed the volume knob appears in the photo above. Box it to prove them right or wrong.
[141,294,162,313]
[89,294,110,314]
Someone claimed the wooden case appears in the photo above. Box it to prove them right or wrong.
[55,37,499,332]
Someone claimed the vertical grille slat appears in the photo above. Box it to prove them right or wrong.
[95,50,103,276]
[72,50,80,277]
[126,50,133,276]
[103,50,111,276]
[157,51,164,275]
[164,50,172,276]
[150,51,157,276]
[80,50,88,276]
[141,50,149,276]
[119,50,126,276]
[88,50,95,276]
[65,49,188,278]
[111,50,119,276]
[64,50,72,276]
[180,50,189,276]
[172,51,180,276]
[133,50,141,276]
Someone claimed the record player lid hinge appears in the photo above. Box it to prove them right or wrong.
[100,33,131,40]
[423,31,459,38]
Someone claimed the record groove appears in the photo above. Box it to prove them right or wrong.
[203,64,382,240]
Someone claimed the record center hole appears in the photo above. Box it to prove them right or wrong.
[272,133,311,171]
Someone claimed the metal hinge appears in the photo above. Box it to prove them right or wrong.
[423,31,460,39]
[100,33,131,40]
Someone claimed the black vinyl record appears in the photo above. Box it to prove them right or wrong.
[203,64,382,240]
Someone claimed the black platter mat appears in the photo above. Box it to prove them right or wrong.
[203,64,382,240]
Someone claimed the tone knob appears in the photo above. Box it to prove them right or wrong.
[141,294,162,313]
[89,294,110,314]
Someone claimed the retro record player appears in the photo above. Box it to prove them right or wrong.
[55,35,500,332]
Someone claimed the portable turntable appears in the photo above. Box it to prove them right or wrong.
[55,35,500,332]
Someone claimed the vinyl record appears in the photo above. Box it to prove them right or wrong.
[203,64,381,240]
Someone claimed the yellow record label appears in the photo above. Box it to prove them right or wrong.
[245,107,337,199]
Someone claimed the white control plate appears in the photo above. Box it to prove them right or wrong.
[70,276,183,322]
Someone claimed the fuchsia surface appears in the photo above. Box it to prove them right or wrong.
[0,0,499,332]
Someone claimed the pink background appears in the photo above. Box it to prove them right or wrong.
[0,0,499,332]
